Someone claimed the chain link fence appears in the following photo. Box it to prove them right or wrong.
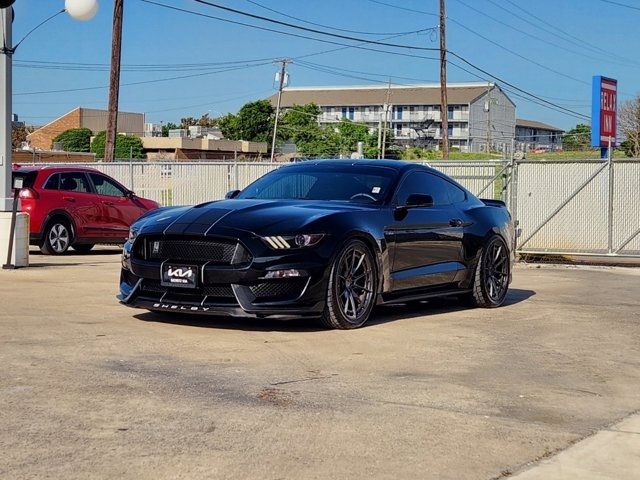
[34,158,640,258]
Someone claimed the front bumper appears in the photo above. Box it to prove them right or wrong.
[118,235,330,319]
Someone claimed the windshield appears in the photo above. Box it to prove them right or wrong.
[237,166,397,203]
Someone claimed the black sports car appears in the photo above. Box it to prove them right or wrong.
[118,160,514,329]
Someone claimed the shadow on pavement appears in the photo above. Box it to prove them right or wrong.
[132,288,536,332]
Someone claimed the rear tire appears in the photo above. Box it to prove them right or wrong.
[465,235,510,308]
[40,220,72,255]
[72,243,95,254]
[320,239,377,329]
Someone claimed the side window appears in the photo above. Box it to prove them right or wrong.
[395,172,452,206]
[43,174,59,190]
[446,182,467,204]
[59,172,90,193]
[89,173,126,197]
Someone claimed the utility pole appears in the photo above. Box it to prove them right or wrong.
[439,0,449,159]
[270,58,290,163]
[104,0,124,162]
[380,80,392,159]
[1,6,13,212]
[485,82,491,153]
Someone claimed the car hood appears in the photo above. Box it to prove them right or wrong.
[136,199,377,236]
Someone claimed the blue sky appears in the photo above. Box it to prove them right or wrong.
[10,0,640,130]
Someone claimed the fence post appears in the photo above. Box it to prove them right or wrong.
[607,139,614,254]
[129,157,134,191]
[234,148,239,190]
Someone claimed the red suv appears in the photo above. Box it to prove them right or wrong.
[12,165,160,255]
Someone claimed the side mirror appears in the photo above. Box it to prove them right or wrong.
[225,189,240,199]
[405,193,434,208]
[125,190,135,199]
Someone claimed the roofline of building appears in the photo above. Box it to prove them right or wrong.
[516,118,565,132]
[283,82,495,92]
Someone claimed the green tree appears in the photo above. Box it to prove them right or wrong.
[280,103,336,156]
[619,95,640,157]
[562,124,591,151]
[219,100,274,143]
[52,127,92,152]
[161,122,179,137]
[91,131,144,159]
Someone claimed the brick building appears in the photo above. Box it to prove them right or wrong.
[26,107,144,150]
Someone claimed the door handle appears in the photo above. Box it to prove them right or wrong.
[62,196,75,202]
[449,219,463,227]
[102,200,115,206]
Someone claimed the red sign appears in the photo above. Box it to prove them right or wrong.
[597,78,617,146]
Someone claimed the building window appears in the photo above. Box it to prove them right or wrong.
[341,107,355,120]
[448,123,453,137]
[395,124,403,136]
[393,106,403,120]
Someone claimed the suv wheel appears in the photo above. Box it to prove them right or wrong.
[40,221,72,255]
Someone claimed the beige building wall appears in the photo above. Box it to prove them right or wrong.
[26,107,145,151]
[27,108,82,150]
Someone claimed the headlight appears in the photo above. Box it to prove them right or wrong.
[261,234,324,250]
[128,225,140,242]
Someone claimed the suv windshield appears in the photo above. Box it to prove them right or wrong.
[237,166,396,203]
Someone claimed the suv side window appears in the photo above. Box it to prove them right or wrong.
[395,171,452,206]
[59,172,91,193]
[89,173,126,197]
[43,173,60,190]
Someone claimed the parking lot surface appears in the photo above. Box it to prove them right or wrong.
[1,248,639,479]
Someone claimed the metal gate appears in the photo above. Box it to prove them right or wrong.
[514,159,640,257]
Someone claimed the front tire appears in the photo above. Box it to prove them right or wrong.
[465,235,510,308]
[320,239,377,329]
[40,220,72,255]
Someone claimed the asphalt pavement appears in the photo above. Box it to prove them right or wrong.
[1,248,639,479]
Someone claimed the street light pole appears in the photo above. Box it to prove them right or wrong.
[0,6,13,212]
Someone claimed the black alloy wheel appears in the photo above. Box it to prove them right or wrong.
[321,239,377,329]
[466,235,510,308]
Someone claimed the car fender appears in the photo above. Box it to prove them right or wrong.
[40,209,77,241]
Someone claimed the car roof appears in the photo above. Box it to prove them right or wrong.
[281,159,431,173]
[13,165,100,174]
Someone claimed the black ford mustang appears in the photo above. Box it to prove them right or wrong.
[118,160,514,329]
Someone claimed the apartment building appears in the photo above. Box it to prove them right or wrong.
[515,118,564,151]
[270,82,516,153]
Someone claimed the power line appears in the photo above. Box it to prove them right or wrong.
[446,56,590,120]
[452,0,635,69]
[14,61,272,96]
[188,0,440,52]
[448,18,589,86]
[596,0,640,11]
[140,1,440,61]
[243,0,429,36]
[362,0,438,17]
[500,0,640,64]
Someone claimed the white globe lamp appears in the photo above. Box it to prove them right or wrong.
[65,0,99,21]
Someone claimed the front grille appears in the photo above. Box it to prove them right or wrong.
[250,278,308,301]
[141,280,234,298]
[143,237,244,264]
[140,279,237,305]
